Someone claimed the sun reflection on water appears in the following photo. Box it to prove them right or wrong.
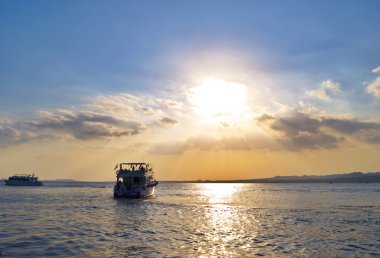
[195,183,254,256]
[199,183,242,204]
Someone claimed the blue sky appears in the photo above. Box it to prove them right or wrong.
[1,1,380,180]
[1,1,379,113]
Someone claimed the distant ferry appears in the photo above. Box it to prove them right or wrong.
[4,174,43,186]
[113,163,158,198]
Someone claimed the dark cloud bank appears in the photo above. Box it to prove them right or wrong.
[1,109,380,153]
[257,111,380,151]
[150,111,380,154]
[25,111,146,140]
[0,110,177,146]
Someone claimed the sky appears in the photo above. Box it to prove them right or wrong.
[1,0,380,181]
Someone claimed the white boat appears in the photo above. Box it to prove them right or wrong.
[113,162,158,198]
[4,174,42,186]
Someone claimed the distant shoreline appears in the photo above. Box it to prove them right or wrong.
[162,172,380,184]
[4,172,379,184]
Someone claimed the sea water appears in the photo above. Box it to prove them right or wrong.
[0,182,379,257]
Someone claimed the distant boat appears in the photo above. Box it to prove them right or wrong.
[4,174,43,186]
[113,162,158,198]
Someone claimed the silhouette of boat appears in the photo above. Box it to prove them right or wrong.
[113,163,158,198]
[4,174,43,186]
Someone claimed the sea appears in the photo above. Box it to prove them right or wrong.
[0,182,379,257]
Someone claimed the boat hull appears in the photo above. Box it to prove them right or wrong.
[113,184,155,198]
[5,180,42,186]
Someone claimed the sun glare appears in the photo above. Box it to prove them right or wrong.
[199,183,242,204]
[189,78,247,124]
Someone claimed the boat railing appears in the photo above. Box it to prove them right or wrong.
[12,173,36,177]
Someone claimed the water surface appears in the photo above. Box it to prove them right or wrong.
[1,182,379,257]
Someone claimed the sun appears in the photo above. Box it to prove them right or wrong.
[189,78,247,124]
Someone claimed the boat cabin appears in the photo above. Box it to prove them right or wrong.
[115,163,153,186]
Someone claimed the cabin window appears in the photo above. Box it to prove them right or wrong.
[134,177,139,184]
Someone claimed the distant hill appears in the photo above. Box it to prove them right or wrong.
[178,172,380,183]
[243,172,380,183]
[51,179,77,182]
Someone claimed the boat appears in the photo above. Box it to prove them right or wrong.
[113,162,158,198]
[4,174,43,186]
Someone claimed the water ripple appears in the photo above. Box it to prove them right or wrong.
[0,182,379,257]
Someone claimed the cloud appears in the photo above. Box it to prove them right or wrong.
[367,77,380,99]
[266,112,320,137]
[0,92,181,147]
[257,111,380,150]
[364,135,380,143]
[320,80,341,92]
[366,66,380,99]
[305,80,341,101]
[257,112,343,150]
[0,125,36,146]
[88,93,182,119]
[282,133,342,150]
[158,116,178,125]
[305,88,331,101]
[25,110,146,140]
[260,112,380,136]
[150,110,380,154]
[372,66,380,73]
[321,117,380,134]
